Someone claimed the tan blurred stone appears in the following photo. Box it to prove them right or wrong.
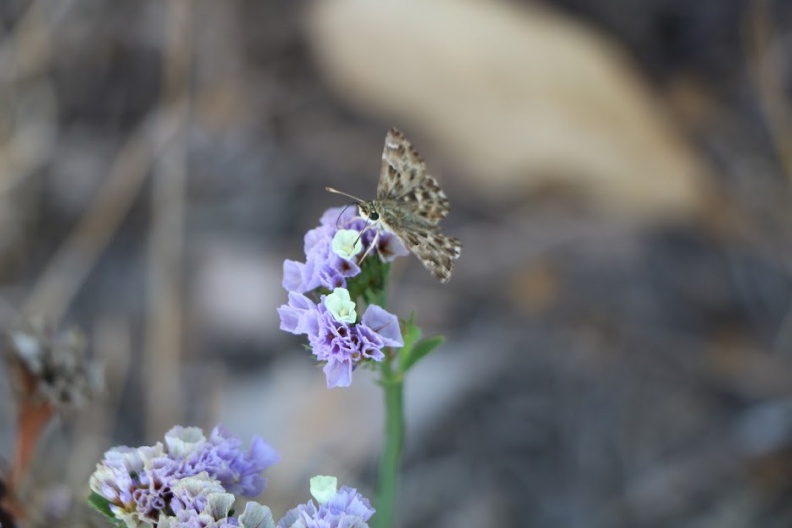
[305,0,709,220]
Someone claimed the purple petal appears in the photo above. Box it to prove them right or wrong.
[320,206,356,228]
[300,258,322,292]
[328,486,375,520]
[278,306,302,335]
[316,266,346,291]
[249,436,280,469]
[304,225,330,254]
[282,260,306,292]
[378,232,410,261]
[278,293,319,335]
[362,305,403,347]
[323,358,353,388]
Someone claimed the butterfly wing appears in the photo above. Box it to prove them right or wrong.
[400,227,462,283]
[378,128,449,224]
[375,127,461,282]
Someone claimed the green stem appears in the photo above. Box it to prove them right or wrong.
[374,354,403,528]
[361,260,401,527]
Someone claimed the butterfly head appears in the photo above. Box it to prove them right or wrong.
[357,201,381,223]
[326,187,383,224]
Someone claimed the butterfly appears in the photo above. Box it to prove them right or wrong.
[327,127,462,283]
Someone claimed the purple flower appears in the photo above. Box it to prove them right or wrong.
[167,474,229,522]
[182,425,280,497]
[89,426,279,527]
[277,290,403,388]
[283,207,408,294]
[318,207,407,262]
[159,474,276,528]
[89,443,180,526]
[276,476,374,528]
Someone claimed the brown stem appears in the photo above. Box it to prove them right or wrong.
[12,399,55,486]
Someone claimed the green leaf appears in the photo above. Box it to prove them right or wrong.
[397,316,422,372]
[87,491,117,521]
[402,316,422,349]
[401,335,445,373]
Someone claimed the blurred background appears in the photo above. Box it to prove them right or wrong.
[1,0,792,526]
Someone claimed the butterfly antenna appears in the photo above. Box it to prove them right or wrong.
[335,203,354,228]
[326,187,365,204]
[353,222,370,248]
[325,187,379,258]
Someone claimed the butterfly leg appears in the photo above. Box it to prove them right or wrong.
[357,228,380,263]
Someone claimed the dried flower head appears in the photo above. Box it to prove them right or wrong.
[4,319,103,410]
[2,319,104,518]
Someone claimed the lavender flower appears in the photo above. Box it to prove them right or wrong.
[277,289,403,388]
[89,443,176,526]
[276,475,375,528]
[158,474,275,528]
[324,207,407,262]
[283,207,408,294]
[181,425,280,497]
[164,473,230,526]
[89,425,278,527]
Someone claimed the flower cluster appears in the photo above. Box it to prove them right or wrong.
[279,207,406,388]
[283,206,407,294]
[279,289,403,388]
[89,425,278,527]
[277,475,375,528]
[89,426,374,528]
[156,474,273,528]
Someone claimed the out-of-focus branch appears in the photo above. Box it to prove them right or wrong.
[21,106,184,325]
[143,0,192,437]
[747,0,792,185]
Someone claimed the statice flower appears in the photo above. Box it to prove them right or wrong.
[89,425,278,527]
[277,475,375,528]
[283,206,408,293]
[157,474,275,528]
[181,425,279,497]
[160,473,231,527]
[278,288,403,388]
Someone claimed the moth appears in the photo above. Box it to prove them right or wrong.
[327,127,462,283]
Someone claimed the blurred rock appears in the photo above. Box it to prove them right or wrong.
[305,0,709,220]
[734,399,792,457]
[192,241,284,344]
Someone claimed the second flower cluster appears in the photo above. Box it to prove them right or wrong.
[278,206,407,388]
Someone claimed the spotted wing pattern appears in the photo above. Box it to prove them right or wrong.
[377,128,449,223]
[326,128,462,282]
[401,228,462,284]
[374,127,461,282]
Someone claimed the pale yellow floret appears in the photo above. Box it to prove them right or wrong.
[331,229,363,260]
[324,288,357,323]
[310,475,338,505]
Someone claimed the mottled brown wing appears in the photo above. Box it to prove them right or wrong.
[377,128,450,224]
[401,227,462,283]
